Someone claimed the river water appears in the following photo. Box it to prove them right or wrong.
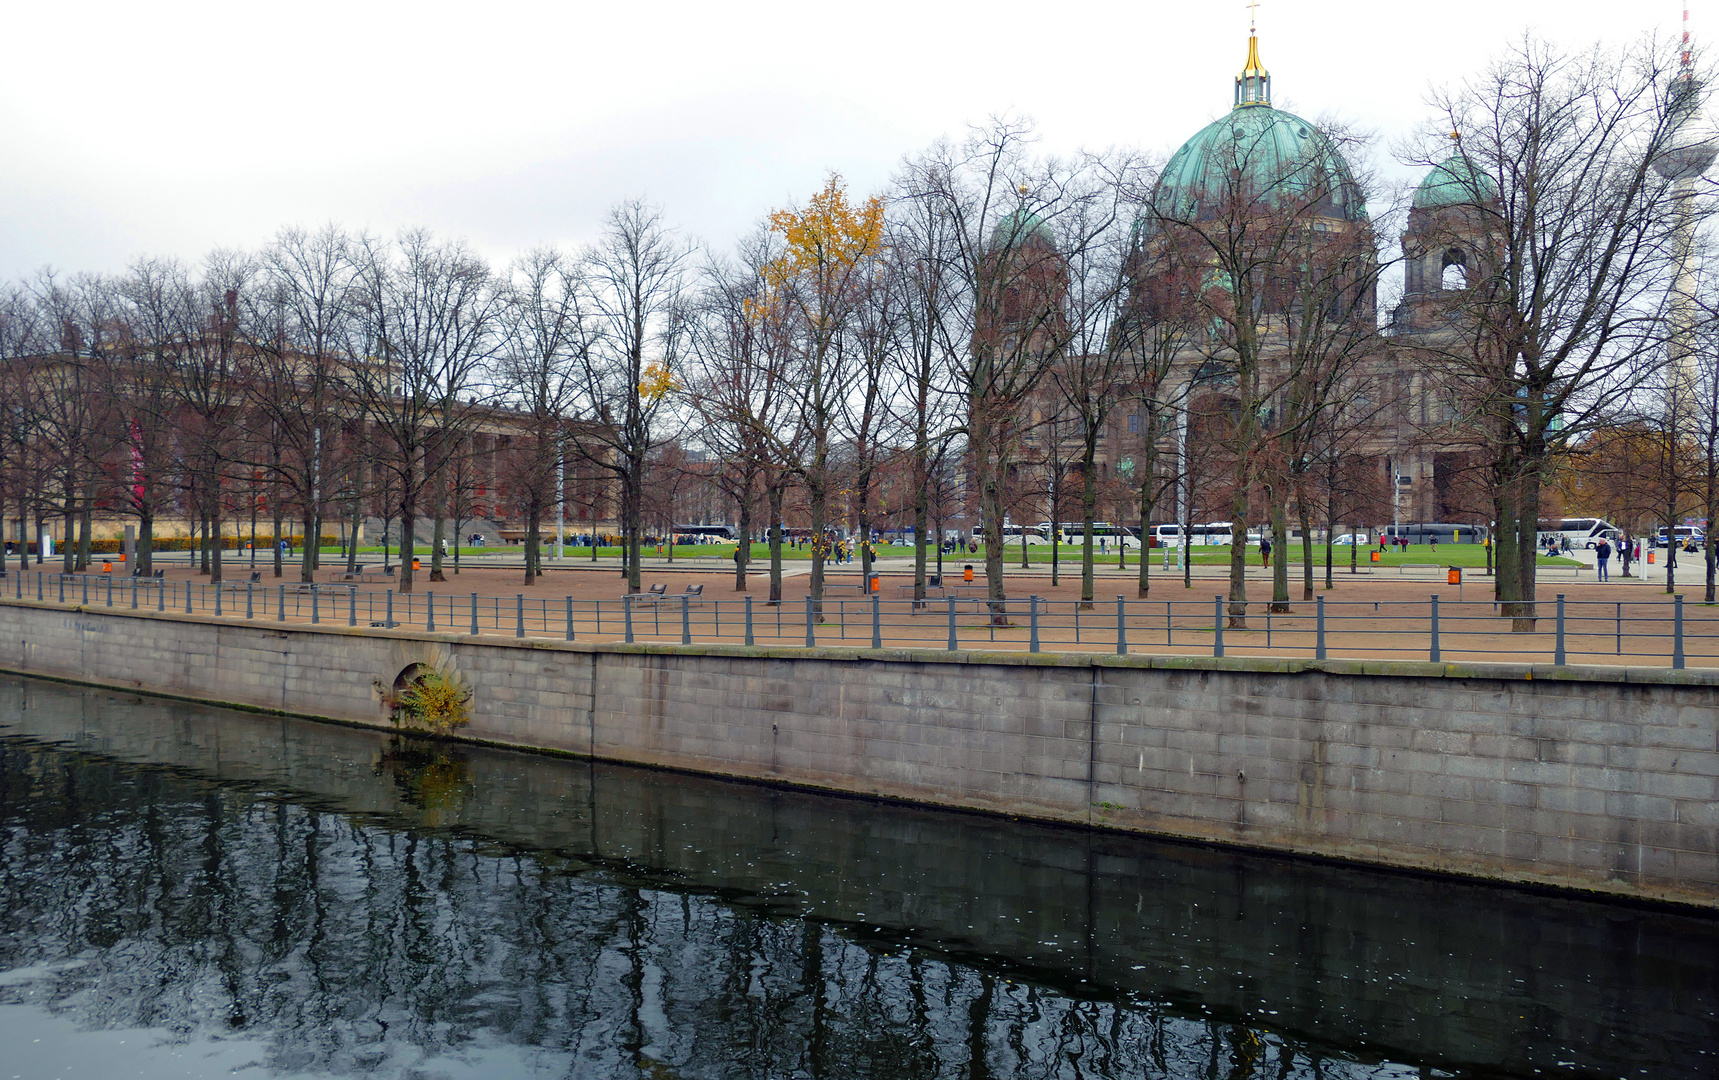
[0,676,1712,1079]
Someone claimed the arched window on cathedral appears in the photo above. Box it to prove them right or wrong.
[1441,249,1468,291]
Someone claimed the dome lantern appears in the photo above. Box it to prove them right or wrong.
[1235,33,1271,109]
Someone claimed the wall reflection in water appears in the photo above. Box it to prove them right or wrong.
[0,676,1713,1079]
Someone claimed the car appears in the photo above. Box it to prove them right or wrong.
[1655,528,1706,550]
[1333,533,1369,546]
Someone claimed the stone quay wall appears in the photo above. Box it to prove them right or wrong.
[0,595,1713,907]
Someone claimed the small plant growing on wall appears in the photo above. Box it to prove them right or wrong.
[387,664,472,736]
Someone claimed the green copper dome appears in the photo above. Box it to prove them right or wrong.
[990,208,1056,249]
[1413,153,1497,209]
[1152,106,1367,224]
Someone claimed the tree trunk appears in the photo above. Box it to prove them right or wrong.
[767,485,785,606]
[523,499,540,586]
[1270,497,1289,613]
[1227,489,1250,630]
[398,464,418,594]
[1136,480,1156,599]
[1080,444,1098,610]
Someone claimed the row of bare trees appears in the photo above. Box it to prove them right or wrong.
[0,206,694,593]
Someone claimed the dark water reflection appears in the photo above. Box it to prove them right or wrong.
[0,676,1713,1079]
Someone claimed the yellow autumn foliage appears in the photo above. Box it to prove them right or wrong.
[763,174,885,298]
[638,361,679,403]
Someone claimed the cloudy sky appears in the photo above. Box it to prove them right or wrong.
[0,1,1681,279]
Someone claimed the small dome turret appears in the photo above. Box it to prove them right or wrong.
[1413,152,1498,210]
[990,207,1057,250]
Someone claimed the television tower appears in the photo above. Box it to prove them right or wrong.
[1655,5,1716,429]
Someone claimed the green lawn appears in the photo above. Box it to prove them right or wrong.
[997,542,1581,569]
[297,540,1578,570]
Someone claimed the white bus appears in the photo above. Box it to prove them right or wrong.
[1000,523,1052,545]
[1043,522,1141,549]
[1535,517,1619,550]
[1148,523,1236,548]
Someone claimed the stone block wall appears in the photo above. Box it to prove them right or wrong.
[0,597,1712,906]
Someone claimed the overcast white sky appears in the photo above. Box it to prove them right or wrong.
[0,1,1683,279]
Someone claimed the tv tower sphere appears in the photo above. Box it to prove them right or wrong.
[1656,73,1719,180]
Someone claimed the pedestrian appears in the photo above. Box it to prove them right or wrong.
[1620,537,1634,577]
[1596,538,1611,581]
[1259,534,1272,568]
[1429,535,1438,553]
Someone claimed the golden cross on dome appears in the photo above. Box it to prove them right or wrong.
[1247,0,1260,32]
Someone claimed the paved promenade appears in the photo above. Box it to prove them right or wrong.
[23,552,1718,669]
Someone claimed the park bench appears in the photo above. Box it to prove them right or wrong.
[652,583,705,607]
[133,568,166,586]
[624,582,668,603]
[217,571,264,589]
[894,583,948,599]
[335,564,395,584]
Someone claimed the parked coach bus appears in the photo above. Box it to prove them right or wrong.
[1147,523,1237,547]
[1043,522,1141,548]
[1534,517,1619,550]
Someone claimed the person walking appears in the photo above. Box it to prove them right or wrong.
[1259,534,1272,569]
[1620,537,1634,577]
[1595,538,1611,581]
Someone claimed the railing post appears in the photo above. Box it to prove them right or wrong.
[1674,594,1685,669]
[1116,596,1127,656]
[624,595,634,643]
[744,595,754,646]
[276,584,284,621]
[1616,601,1623,656]
[106,575,112,608]
[58,574,64,604]
[185,581,192,614]
[1030,597,1040,653]
[471,592,479,636]
[311,586,319,624]
[347,587,357,626]
[245,581,253,620]
[516,594,525,638]
[1213,595,1224,658]
[426,591,435,633]
[804,595,814,648]
[131,578,138,610]
[215,582,222,617]
[158,578,166,612]
[1554,593,1566,665]
[385,590,392,628]
[566,596,575,641]
[947,596,957,651]
[871,594,881,649]
[1430,594,1440,663]
[36,571,41,601]
[1316,596,1326,660]
[681,596,691,645]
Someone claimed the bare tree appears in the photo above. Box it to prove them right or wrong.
[347,230,502,593]
[1409,35,1700,628]
[570,200,693,593]
[498,247,585,586]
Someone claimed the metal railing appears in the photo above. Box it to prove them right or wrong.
[15,570,1716,670]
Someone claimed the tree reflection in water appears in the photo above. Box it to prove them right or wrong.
[0,677,1713,1079]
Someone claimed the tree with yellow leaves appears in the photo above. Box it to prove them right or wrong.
[762,174,886,617]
